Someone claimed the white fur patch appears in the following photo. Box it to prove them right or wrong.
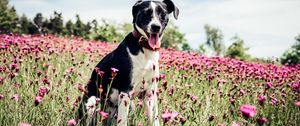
[85,96,97,125]
[127,47,159,96]
[117,92,130,126]
[135,24,149,39]
[109,88,119,106]
[149,1,162,33]
[85,96,97,116]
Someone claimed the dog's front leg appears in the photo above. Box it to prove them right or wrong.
[145,83,160,126]
[117,92,130,126]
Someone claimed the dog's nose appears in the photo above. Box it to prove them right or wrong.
[151,24,161,33]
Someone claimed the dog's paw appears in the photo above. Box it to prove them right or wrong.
[85,96,97,116]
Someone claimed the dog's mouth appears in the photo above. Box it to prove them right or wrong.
[147,33,161,49]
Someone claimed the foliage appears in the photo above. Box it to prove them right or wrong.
[225,36,251,61]
[204,24,225,56]
[0,0,19,33]
[0,35,299,126]
[161,22,187,50]
[197,44,207,54]
[90,20,124,42]
[47,11,64,35]
[281,34,300,66]
[181,42,192,51]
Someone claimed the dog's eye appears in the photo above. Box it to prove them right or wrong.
[143,10,151,16]
[160,13,166,20]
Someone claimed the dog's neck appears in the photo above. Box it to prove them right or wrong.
[132,30,160,51]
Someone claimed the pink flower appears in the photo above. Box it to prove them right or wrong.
[11,94,19,101]
[231,121,240,126]
[270,99,278,105]
[290,82,299,90]
[295,101,300,107]
[0,77,4,84]
[67,119,77,126]
[162,111,171,122]
[162,110,178,123]
[191,95,198,102]
[35,96,43,105]
[258,95,266,105]
[240,104,257,118]
[66,96,70,102]
[240,89,245,95]
[99,111,109,119]
[170,112,179,118]
[266,82,273,89]
[95,67,105,78]
[257,117,268,125]
[19,123,32,126]
[111,67,119,78]
[38,87,49,97]
[137,122,142,126]
[138,99,143,108]
[0,94,4,100]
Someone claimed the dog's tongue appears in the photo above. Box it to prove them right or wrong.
[149,34,160,49]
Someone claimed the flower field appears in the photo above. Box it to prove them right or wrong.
[0,34,299,126]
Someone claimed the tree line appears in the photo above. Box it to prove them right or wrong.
[201,24,300,65]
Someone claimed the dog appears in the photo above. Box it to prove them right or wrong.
[78,0,179,125]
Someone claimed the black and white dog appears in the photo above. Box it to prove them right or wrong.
[79,0,179,125]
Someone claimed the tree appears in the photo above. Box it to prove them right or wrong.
[0,0,19,33]
[91,19,123,42]
[161,22,187,49]
[48,11,64,35]
[225,36,250,60]
[197,44,206,54]
[91,19,98,33]
[73,14,86,37]
[63,20,74,36]
[281,34,300,65]
[204,24,225,56]
[181,42,192,51]
[19,14,30,34]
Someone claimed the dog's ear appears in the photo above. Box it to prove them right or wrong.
[132,0,143,23]
[163,0,179,20]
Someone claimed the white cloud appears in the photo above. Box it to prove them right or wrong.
[9,0,300,58]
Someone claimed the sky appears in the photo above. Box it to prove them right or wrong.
[9,0,300,58]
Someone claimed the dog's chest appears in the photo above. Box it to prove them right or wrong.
[128,48,159,95]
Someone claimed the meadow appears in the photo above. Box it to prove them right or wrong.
[0,34,299,126]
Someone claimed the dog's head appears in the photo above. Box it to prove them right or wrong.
[132,0,179,49]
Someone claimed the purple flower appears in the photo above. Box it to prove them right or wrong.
[38,87,49,98]
[258,95,266,105]
[266,82,273,89]
[257,117,268,125]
